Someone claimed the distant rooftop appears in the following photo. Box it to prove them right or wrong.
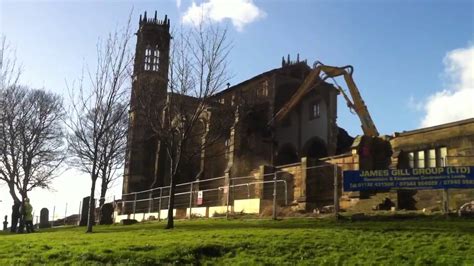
[394,118,474,137]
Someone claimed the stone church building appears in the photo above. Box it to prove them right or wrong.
[121,12,354,211]
[121,12,474,215]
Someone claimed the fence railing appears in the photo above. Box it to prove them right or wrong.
[119,172,298,220]
[115,164,340,220]
[23,155,473,228]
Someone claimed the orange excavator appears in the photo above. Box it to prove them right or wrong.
[271,61,392,170]
[272,61,379,137]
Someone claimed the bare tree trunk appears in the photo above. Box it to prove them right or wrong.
[98,176,108,224]
[166,180,175,229]
[17,202,25,233]
[7,182,20,204]
[86,178,96,233]
[17,194,26,233]
[8,183,20,232]
[150,141,162,189]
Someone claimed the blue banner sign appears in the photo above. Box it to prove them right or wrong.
[343,166,474,191]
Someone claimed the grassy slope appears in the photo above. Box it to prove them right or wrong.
[0,217,473,265]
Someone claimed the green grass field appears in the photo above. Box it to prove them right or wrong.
[0,216,473,265]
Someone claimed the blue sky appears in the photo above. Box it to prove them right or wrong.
[1,0,473,134]
[0,0,473,220]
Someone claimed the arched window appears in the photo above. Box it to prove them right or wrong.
[144,45,160,72]
[152,45,160,71]
[144,46,152,71]
[309,100,321,119]
[302,137,328,159]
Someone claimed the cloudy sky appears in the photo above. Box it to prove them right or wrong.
[0,0,473,221]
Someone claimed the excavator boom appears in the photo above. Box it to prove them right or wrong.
[272,61,379,137]
[271,67,323,124]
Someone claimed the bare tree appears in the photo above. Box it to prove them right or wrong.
[1,37,64,221]
[98,102,128,208]
[0,86,23,205]
[137,22,232,229]
[66,20,132,233]
[0,36,23,232]
[0,85,65,209]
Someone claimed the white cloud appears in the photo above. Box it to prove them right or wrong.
[177,0,182,9]
[181,0,266,31]
[420,44,474,127]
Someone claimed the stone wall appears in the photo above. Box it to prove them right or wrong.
[391,118,474,210]
[323,153,358,210]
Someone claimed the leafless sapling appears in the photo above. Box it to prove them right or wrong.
[66,20,132,233]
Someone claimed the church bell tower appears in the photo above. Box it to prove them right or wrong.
[123,11,171,195]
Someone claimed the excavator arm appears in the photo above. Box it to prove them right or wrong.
[272,61,379,137]
[271,66,323,125]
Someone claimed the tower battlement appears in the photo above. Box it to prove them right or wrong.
[139,11,170,28]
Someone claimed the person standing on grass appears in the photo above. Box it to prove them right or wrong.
[23,198,34,233]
